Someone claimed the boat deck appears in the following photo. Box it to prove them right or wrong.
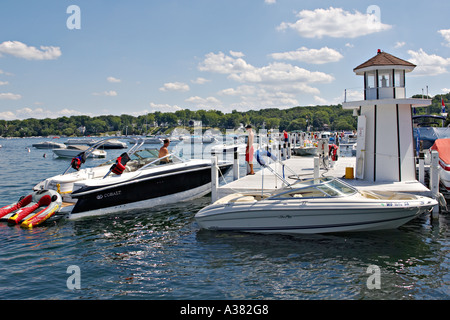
[218,155,433,199]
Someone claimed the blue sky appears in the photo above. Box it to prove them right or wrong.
[1,0,450,120]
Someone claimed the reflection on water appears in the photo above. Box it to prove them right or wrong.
[0,138,448,300]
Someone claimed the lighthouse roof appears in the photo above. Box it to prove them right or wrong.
[353,50,416,74]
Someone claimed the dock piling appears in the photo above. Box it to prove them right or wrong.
[429,150,440,218]
[211,155,218,203]
[233,147,239,181]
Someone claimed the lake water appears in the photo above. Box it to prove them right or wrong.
[0,137,448,301]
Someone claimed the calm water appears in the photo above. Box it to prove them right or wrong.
[0,137,448,300]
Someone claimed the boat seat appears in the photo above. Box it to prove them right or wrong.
[360,190,417,201]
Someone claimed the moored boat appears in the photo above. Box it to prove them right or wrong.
[53,145,107,158]
[34,137,233,219]
[195,177,437,234]
[32,141,66,149]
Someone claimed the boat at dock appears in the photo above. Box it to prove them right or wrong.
[34,138,233,219]
[196,148,437,234]
[195,176,437,234]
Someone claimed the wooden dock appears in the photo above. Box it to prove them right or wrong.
[217,155,433,199]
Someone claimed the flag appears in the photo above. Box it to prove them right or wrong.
[442,98,446,113]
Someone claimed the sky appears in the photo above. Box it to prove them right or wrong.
[1,0,450,120]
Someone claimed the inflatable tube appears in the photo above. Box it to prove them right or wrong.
[256,149,277,167]
[4,190,62,226]
[0,195,32,219]
[21,194,61,228]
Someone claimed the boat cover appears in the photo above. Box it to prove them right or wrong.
[430,138,450,165]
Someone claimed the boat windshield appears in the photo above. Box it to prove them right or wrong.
[98,148,183,170]
[271,177,357,199]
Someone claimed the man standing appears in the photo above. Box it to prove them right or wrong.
[245,124,255,175]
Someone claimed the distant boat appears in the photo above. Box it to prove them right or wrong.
[53,145,107,158]
[87,139,127,149]
[64,138,96,146]
[32,141,66,149]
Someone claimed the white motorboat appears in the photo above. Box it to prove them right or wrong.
[34,138,233,219]
[32,141,66,149]
[88,139,127,149]
[64,138,97,145]
[53,145,107,158]
[195,149,437,234]
[195,177,437,234]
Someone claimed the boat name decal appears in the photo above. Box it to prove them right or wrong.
[96,190,122,200]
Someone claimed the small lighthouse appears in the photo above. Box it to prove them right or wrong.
[343,50,431,182]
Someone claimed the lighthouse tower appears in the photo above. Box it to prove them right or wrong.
[343,50,431,182]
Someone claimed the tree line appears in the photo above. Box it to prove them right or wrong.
[1,93,448,138]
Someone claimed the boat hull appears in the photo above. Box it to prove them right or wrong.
[293,147,318,156]
[68,163,233,216]
[195,198,435,234]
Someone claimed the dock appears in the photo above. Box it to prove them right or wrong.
[217,155,433,199]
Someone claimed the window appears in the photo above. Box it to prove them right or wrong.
[378,71,391,88]
[366,71,376,88]
[394,70,404,87]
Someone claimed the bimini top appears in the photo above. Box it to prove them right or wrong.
[353,49,416,75]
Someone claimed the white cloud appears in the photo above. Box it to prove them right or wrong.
[0,111,16,120]
[0,107,88,120]
[442,88,450,93]
[277,7,391,39]
[185,96,221,105]
[0,41,61,60]
[0,69,13,76]
[264,0,276,4]
[0,81,8,86]
[107,76,121,83]
[92,90,118,96]
[149,102,182,113]
[270,47,343,64]
[394,41,406,48]
[438,29,450,47]
[228,62,334,84]
[199,51,335,109]
[229,50,245,58]
[159,81,190,92]
[198,51,254,74]
[407,48,450,76]
[0,92,21,100]
[191,77,210,84]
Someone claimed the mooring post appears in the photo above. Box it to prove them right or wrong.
[314,156,319,180]
[233,147,239,181]
[419,157,425,184]
[211,155,218,203]
[429,150,440,218]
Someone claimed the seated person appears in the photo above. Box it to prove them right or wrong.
[158,139,171,164]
